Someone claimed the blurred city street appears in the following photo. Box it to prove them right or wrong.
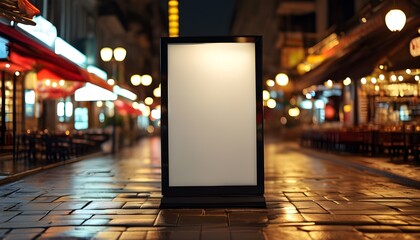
[0,137,418,239]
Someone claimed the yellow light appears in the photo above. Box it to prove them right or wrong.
[379,74,385,81]
[267,99,276,109]
[168,0,178,7]
[59,80,65,86]
[168,7,178,15]
[398,75,404,81]
[132,102,139,109]
[169,28,179,35]
[107,79,115,85]
[275,73,289,86]
[138,103,146,112]
[415,76,420,81]
[169,15,179,21]
[361,78,367,84]
[65,130,70,136]
[263,90,270,101]
[52,82,58,88]
[361,17,367,23]
[288,107,300,117]
[303,64,311,72]
[45,79,51,86]
[379,64,384,70]
[143,106,151,116]
[343,77,351,86]
[344,104,352,113]
[145,97,154,105]
[391,75,397,81]
[153,87,161,97]
[266,79,275,87]
[325,80,333,88]
[169,21,179,28]
[113,47,126,62]
[406,69,411,74]
[168,0,180,38]
[14,71,20,76]
[96,101,103,107]
[371,77,377,84]
[100,47,113,62]
[130,74,142,86]
[375,85,380,91]
[5,63,10,68]
[141,74,152,86]
[385,9,406,32]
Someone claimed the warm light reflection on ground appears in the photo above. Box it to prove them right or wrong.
[0,137,418,239]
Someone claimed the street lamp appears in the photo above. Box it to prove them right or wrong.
[275,73,289,86]
[100,47,126,84]
[100,47,126,154]
[385,9,406,32]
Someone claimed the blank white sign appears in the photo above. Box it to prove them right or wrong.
[168,42,257,187]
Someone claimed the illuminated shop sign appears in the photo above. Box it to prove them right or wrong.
[75,83,117,101]
[0,36,8,58]
[87,65,107,80]
[17,16,57,48]
[113,86,137,101]
[55,37,87,67]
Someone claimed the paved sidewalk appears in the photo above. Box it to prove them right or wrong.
[0,137,419,239]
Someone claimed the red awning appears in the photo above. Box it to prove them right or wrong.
[36,68,84,99]
[0,61,30,72]
[114,99,142,116]
[0,23,113,92]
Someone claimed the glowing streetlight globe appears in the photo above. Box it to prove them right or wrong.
[275,73,289,86]
[266,79,275,87]
[131,74,142,86]
[107,79,115,85]
[113,47,127,61]
[385,9,406,32]
[153,87,161,97]
[263,90,270,101]
[142,74,153,86]
[288,107,300,117]
[145,97,154,105]
[100,47,113,62]
[267,99,277,109]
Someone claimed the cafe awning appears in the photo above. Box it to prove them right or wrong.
[114,99,142,116]
[0,23,113,92]
[293,3,420,90]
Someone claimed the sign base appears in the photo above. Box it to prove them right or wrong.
[160,196,266,209]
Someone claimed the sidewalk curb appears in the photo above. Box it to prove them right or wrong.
[299,147,420,189]
[0,152,106,186]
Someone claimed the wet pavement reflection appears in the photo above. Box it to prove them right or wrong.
[0,137,419,239]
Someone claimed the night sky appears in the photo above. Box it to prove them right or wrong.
[178,0,236,36]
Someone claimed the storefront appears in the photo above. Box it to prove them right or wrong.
[0,17,114,161]
[294,3,420,128]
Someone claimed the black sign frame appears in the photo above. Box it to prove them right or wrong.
[160,36,264,208]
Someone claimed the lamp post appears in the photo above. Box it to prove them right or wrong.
[100,47,126,154]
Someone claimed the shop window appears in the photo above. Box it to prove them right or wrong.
[400,105,411,121]
[74,107,88,130]
[99,112,105,123]
[57,97,73,122]
[25,90,35,117]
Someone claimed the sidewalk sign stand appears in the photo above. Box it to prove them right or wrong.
[160,36,264,208]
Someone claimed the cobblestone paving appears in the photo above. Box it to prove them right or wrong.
[0,137,419,239]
